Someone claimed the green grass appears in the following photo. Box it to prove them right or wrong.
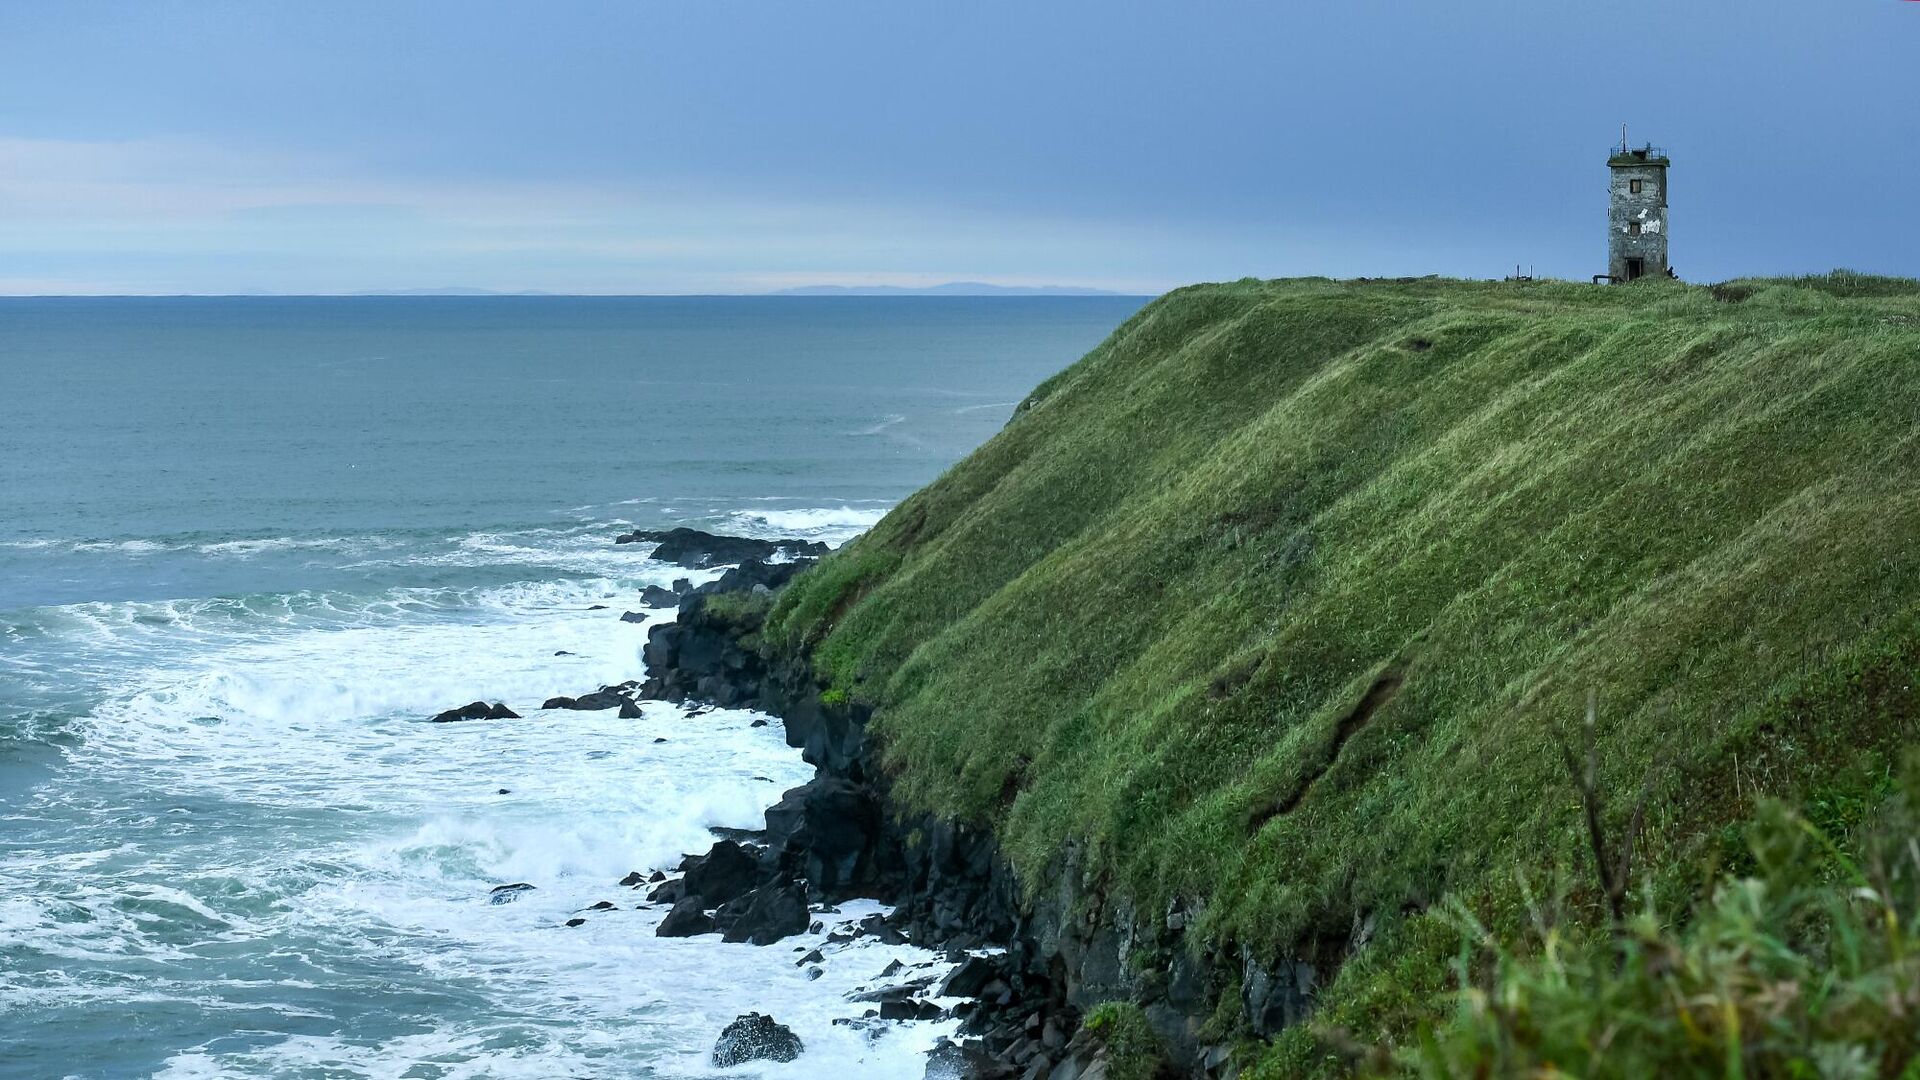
[764,274,1920,1052]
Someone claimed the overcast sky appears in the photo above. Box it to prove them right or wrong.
[1,1,1914,295]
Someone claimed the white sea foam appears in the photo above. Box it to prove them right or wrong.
[4,569,956,1078]
[722,505,889,544]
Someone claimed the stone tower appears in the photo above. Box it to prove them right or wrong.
[1608,138,1670,281]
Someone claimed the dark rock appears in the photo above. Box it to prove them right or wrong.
[881,959,905,977]
[647,878,686,904]
[880,998,945,1021]
[616,527,828,569]
[619,871,648,887]
[587,604,609,611]
[496,788,510,794]
[586,901,616,911]
[671,578,693,594]
[564,917,587,927]
[488,883,536,904]
[938,955,1003,999]
[1242,951,1318,1036]
[553,650,574,656]
[639,585,681,608]
[796,948,824,966]
[619,700,643,719]
[849,977,937,1003]
[924,1038,1002,1080]
[620,610,649,623]
[750,718,769,728]
[655,897,715,937]
[710,1012,804,1067]
[806,966,824,981]
[653,736,667,743]
[649,870,666,883]
[431,700,516,723]
[568,689,629,710]
[679,839,761,905]
[717,884,810,945]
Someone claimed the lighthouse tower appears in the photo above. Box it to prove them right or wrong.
[1608,134,1670,282]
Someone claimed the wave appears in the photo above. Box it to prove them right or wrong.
[722,505,889,543]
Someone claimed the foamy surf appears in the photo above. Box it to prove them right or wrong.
[0,508,977,1078]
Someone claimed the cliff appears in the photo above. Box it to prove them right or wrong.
[655,273,1920,1076]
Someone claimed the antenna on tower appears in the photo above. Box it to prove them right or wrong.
[1621,123,1628,153]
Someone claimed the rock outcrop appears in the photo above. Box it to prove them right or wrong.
[431,701,519,722]
[710,1012,804,1067]
[636,559,1292,1079]
[615,526,827,568]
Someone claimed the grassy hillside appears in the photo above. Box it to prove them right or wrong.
[766,274,1920,1060]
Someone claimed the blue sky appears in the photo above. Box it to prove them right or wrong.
[0,1,1914,294]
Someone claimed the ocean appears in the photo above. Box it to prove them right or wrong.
[0,296,1142,1079]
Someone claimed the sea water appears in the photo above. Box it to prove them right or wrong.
[0,296,1142,1079]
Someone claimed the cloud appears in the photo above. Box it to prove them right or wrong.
[0,136,1184,294]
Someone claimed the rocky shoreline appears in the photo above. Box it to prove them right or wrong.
[626,528,1304,1079]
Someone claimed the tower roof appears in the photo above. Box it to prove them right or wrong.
[1609,145,1669,167]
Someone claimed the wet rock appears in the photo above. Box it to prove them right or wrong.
[716,884,810,946]
[618,870,648,887]
[795,948,824,966]
[564,917,587,927]
[656,897,715,937]
[710,1011,804,1067]
[671,578,693,594]
[431,701,518,723]
[586,901,616,911]
[880,998,945,1021]
[680,840,761,906]
[639,584,681,608]
[620,610,649,623]
[938,955,1003,999]
[616,527,828,569]
[488,883,536,904]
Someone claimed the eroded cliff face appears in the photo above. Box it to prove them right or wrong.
[640,568,1325,1079]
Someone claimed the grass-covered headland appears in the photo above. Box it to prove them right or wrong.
[768,274,1920,1075]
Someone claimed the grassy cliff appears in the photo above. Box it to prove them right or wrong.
[766,275,1920,1063]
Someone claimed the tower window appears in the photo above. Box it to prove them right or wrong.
[1629,222,1642,236]
[1630,179,1643,194]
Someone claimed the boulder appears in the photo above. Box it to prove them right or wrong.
[431,700,518,723]
[938,955,1003,999]
[488,882,536,904]
[717,884,810,946]
[542,688,640,717]
[639,585,681,608]
[615,527,828,569]
[679,839,761,905]
[620,610,649,623]
[655,897,715,937]
[711,1012,804,1067]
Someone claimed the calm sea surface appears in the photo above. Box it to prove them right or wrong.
[0,296,1141,1079]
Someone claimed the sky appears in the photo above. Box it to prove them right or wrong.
[0,1,1915,295]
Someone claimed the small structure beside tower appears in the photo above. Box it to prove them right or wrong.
[1607,129,1670,282]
